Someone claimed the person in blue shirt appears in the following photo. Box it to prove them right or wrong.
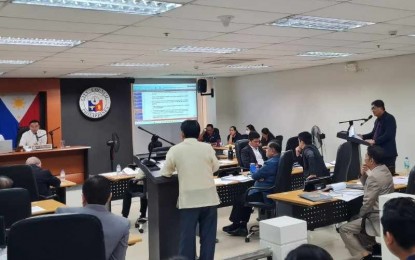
[222,142,281,237]
[381,197,415,260]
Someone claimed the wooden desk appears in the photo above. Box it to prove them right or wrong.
[0,146,90,184]
[100,172,136,211]
[218,159,238,168]
[31,199,65,216]
[128,234,142,246]
[53,179,77,204]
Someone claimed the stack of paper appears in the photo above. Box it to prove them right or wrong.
[214,179,235,185]
[221,175,252,182]
[393,176,409,185]
[31,206,45,214]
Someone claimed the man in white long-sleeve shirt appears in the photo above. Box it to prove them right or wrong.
[19,120,47,146]
[161,120,220,260]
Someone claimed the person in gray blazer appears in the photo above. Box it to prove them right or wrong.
[339,146,394,260]
[56,175,130,260]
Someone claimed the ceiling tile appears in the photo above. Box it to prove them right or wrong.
[193,0,339,14]
[305,3,415,22]
[193,40,270,49]
[92,34,197,46]
[379,36,415,44]
[315,32,390,41]
[236,25,331,37]
[0,28,102,41]
[257,44,328,51]
[114,26,222,40]
[207,33,298,44]
[350,23,415,35]
[285,38,361,47]
[350,0,415,11]
[163,4,288,25]
[388,15,415,26]
[346,41,411,50]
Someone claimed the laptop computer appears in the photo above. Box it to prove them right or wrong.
[0,140,13,153]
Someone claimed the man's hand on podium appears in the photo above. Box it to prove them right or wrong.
[366,139,375,145]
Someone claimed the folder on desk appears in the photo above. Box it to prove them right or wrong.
[346,184,364,190]
[299,192,332,202]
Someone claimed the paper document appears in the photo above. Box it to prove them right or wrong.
[214,179,234,185]
[329,188,364,202]
[100,172,117,177]
[219,159,235,164]
[31,206,45,214]
[221,175,252,182]
[393,176,408,185]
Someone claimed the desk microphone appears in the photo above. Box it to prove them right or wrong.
[35,132,39,142]
[360,115,373,126]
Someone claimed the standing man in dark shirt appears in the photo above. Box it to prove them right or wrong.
[361,100,397,174]
[199,124,221,144]
[25,156,61,197]
[296,131,329,179]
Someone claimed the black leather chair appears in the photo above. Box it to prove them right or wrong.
[235,139,249,169]
[0,165,40,201]
[332,142,353,183]
[285,136,302,166]
[407,167,415,194]
[16,126,29,147]
[244,150,294,242]
[0,188,31,230]
[272,135,283,147]
[8,214,106,260]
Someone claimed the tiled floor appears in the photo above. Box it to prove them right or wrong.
[65,187,353,260]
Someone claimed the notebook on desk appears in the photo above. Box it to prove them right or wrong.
[299,192,333,202]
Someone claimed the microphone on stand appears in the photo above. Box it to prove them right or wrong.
[35,132,39,142]
[360,115,373,126]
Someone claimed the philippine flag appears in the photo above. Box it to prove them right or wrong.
[88,99,103,112]
[0,93,40,147]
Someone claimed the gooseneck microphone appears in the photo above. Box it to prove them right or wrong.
[360,115,373,126]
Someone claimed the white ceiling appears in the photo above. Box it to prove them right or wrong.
[0,0,414,78]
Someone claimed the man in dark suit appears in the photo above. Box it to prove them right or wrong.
[25,156,61,197]
[296,131,329,179]
[361,100,397,174]
[240,131,266,169]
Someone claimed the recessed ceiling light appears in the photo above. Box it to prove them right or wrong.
[409,34,415,37]
[11,0,182,15]
[167,46,243,54]
[0,60,34,65]
[298,51,352,58]
[269,15,374,31]
[0,36,83,47]
[67,72,121,77]
[111,63,170,67]
[227,65,270,69]
[0,72,4,75]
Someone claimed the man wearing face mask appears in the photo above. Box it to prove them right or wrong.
[19,119,47,146]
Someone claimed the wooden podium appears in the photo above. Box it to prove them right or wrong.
[336,131,370,180]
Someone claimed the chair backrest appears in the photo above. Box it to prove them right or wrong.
[285,136,298,152]
[407,167,415,194]
[0,165,39,201]
[0,188,31,229]
[274,150,294,193]
[15,126,29,147]
[8,214,106,260]
[272,135,283,146]
[235,139,249,168]
[332,142,353,183]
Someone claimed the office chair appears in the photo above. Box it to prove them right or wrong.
[285,136,302,166]
[235,139,249,170]
[406,167,415,194]
[332,142,353,183]
[8,214,106,260]
[360,210,382,259]
[15,126,29,147]
[0,188,31,231]
[272,135,283,147]
[0,165,40,201]
[244,150,294,242]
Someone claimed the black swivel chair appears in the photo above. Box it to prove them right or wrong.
[0,165,40,201]
[406,167,415,194]
[0,188,31,231]
[244,150,294,242]
[235,139,249,170]
[332,142,353,183]
[8,214,106,260]
[16,126,29,147]
[272,135,284,147]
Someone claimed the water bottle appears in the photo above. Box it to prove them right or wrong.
[116,164,122,175]
[227,147,234,160]
[60,169,66,180]
[249,163,257,174]
[404,157,410,174]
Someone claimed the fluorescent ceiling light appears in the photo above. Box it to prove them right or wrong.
[0,36,83,47]
[298,51,352,58]
[409,34,415,37]
[67,72,121,76]
[227,65,270,69]
[11,0,182,15]
[0,72,4,75]
[111,63,169,67]
[0,60,34,65]
[167,46,243,54]
[269,15,374,31]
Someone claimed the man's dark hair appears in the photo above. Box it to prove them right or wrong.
[261,128,271,135]
[285,244,333,260]
[367,145,384,164]
[181,120,200,139]
[372,100,385,110]
[298,131,312,145]
[0,176,13,189]
[29,119,40,125]
[248,131,260,141]
[268,142,281,154]
[381,197,415,250]
[82,175,111,205]
[246,124,256,132]
[206,124,213,129]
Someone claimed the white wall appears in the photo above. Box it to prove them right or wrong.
[216,54,415,171]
